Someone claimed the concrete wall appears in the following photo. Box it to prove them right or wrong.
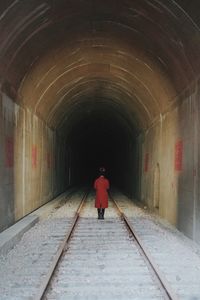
[0,92,69,232]
[138,83,200,241]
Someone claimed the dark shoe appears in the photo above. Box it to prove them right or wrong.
[97,209,101,219]
[99,208,103,219]
[100,213,103,219]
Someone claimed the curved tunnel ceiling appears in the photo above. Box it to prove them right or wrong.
[0,0,200,133]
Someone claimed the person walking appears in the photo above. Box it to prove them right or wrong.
[94,167,110,219]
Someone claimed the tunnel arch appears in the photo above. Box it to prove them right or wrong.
[0,0,200,242]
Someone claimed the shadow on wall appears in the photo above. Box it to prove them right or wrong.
[0,93,15,231]
[153,163,160,210]
[176,84,200,241]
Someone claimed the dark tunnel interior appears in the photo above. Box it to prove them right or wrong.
[65,101,139,197]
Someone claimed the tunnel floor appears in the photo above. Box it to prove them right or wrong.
[0,189,200,299]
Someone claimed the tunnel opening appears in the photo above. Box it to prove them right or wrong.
[63,100,139,198]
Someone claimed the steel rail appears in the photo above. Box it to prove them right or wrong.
[110,193,179,300]
[35,190,89,300]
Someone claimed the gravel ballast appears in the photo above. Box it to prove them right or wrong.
[1,189,200,299]
[0,190,85,300]
[113,191,200,300]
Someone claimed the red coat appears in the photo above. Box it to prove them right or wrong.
[94,176,110,208]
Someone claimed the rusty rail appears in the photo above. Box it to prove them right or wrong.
[110,193,179,300]
[35,190,89,300]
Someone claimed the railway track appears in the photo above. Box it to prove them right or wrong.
[39,192,178,300]
[110,195,178,300]
[34,190,89,300]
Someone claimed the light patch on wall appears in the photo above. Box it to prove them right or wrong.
[47,152,51,169]
[144,153,149,172]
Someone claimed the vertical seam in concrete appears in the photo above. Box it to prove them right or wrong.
[193,92,198,240]
[40,123,44,205]
[69,147,71,186]
[22,109,25,216]
[159,114,163,211]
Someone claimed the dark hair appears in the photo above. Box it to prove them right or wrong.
[99,167,105,176]
[99,171,105,176]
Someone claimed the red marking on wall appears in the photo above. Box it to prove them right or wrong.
[144,153,149,172]
[5,137,14,168]
[32,145,37,168]
[175,140,183,171]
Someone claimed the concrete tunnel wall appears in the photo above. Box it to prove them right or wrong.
[0,1,200,242]
[139,84,200,240]
[0,92,69,230]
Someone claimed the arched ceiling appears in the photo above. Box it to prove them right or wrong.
[0,0,200,133]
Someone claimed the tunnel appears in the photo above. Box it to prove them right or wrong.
[66,100,138,195]
[0,0,200,243]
